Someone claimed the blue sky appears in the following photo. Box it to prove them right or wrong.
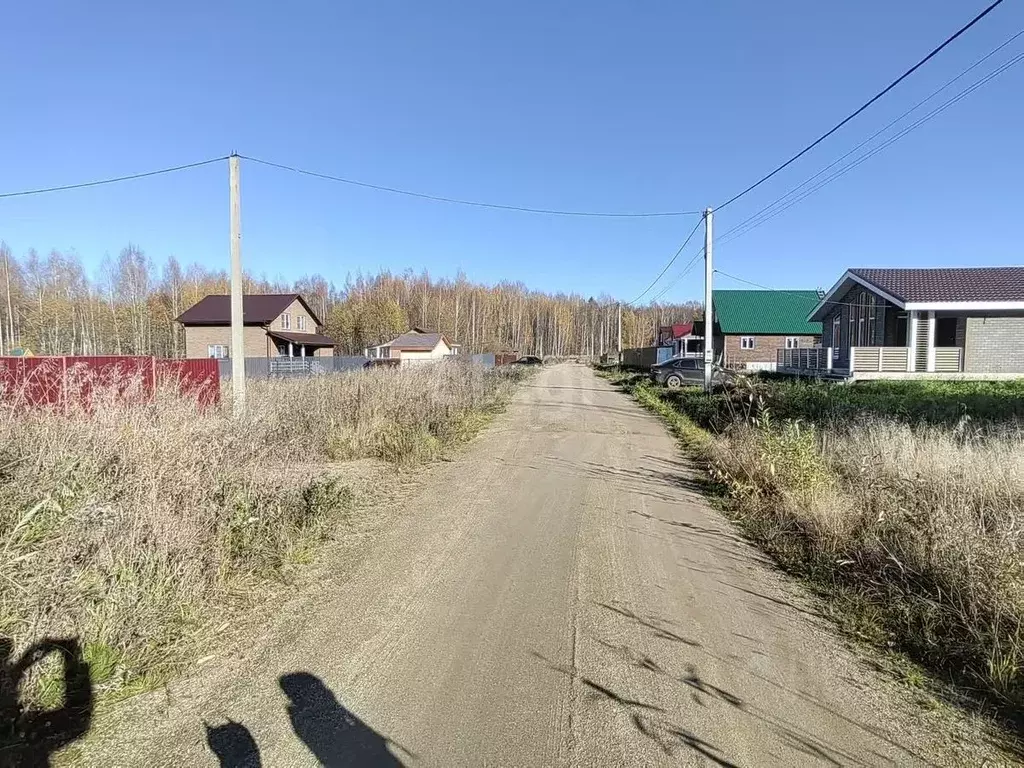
[1,1,1021,302]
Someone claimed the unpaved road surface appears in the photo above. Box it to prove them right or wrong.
[86,365,979,766]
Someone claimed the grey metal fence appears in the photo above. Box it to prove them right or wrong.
[217,356,369,380]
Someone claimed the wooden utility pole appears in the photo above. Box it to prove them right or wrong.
[703,208,714,392]
[229,154,246,414]
[617,303,622,358]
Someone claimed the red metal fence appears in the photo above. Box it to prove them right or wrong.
[0,356,220,409]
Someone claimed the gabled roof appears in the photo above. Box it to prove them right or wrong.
[176,294,323,327]
[379,329,455,351]
[658,323,695,341]
[810,267,1024,320]
[714,290,822,335]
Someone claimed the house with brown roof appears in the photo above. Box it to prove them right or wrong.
[176,294,336,359]
[364,328,460,366]
[787,267,1024,379]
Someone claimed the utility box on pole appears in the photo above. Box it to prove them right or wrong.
[229,154,246,415]
[703,208,714,392]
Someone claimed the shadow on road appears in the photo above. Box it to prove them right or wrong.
[206,672,409,767]
[0,636,93,768]
[206,720,262,767]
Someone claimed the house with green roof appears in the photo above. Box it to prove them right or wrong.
[712,290,822,370]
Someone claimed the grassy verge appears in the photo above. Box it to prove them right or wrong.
[0,364,527,712]
[597,366,1024,741]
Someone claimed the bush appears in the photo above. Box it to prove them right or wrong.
[0,363,522,702]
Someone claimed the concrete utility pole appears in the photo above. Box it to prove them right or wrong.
[703,207,714,392]
[616,303,622,359]
[229,153,246,415]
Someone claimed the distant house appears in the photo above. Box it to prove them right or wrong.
[364,328,460,366]
[713,290,822,371]
[657,322,704,358]
[789,267,1024,379]
[176,294,336,359]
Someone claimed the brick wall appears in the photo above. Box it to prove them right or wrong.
[964,314,1024,373]
[268,298,319,334]
[184,326,270,359]
[720,334,820,367]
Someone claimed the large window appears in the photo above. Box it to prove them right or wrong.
[297,315,306,331]
[867,295,877,344]
[282,313,291,330]
[208,344,229,359]
[785,337,800,349]
[740,336,756,350]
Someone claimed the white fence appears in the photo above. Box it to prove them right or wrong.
[776,347,833,372]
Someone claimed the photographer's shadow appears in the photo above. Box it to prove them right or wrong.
[0,637,94,768]
[207,672,408,767]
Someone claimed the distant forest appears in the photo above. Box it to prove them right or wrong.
[0,242,701,357]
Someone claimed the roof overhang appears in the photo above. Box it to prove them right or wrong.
[810,270,1024,320]
[809,271,905,321]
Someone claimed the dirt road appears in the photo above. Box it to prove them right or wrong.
[87,364,967,766]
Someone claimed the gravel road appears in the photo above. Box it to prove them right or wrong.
[85,364,974,767]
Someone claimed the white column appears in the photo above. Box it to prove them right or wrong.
[288,341,294,358]
[908,311,918,372]
[926,311,937,372]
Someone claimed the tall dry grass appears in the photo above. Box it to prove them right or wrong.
[0,363,524,701]
[708,417,1024,708]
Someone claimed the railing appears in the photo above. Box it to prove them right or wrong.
[777,347,833,371]
[933,347,963,373]
[849,346,962,373]
[851,347,909,372]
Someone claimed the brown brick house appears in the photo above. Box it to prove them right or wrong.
[176,294,336,359]
[712,290,822,370]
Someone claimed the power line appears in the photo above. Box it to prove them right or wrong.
[713,269,886,311]
[649,247,706,303]
[0,156,230,200]
[239,154,701,218]
[719,48,1024,245]
[717,28,1024,245]
[715,0,1008,212]
[626,217,704,306]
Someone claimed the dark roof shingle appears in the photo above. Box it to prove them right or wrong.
[850,267,1024,303]
[387,331,445,350]
[268,330,336,346]
[176,294,322,326]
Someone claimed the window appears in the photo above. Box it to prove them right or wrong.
[832,315,841,348]
[281,313,291,330]
[740,336,756,350]
[785,337,800,349]
[675,359,698,370]
[297,315,306,331]
[208,344,229,359]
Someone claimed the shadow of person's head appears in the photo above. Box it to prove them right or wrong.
[278,672,404,766]
[279,672,342,714]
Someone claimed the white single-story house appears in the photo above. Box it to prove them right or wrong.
[364,328,461,366]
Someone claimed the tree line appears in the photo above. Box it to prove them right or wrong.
[0,242,700,358]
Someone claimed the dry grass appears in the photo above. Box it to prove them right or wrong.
[707,418,1024,709]
[0,363,524,702]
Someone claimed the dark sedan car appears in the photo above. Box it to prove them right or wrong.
[650,357,729,388]
[511,355,544,366]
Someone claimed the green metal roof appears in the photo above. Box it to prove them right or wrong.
[713,290,822,335]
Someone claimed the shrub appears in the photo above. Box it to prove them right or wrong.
[0,363,521,701]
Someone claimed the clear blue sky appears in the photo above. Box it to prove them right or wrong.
[1,1,1021,302]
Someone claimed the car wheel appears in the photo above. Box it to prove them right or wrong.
[665,374,683,388]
